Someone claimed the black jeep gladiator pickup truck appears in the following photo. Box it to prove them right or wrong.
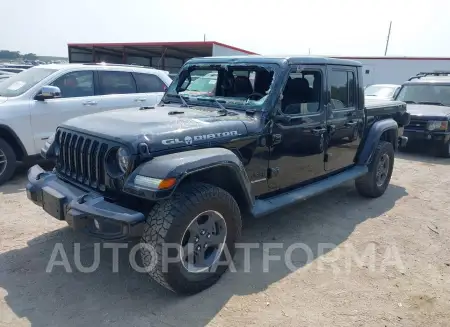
[26,56,410,294]
[394,71,450,157]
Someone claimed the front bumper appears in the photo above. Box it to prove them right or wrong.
[26,165,145,240]
[404,129,450,144]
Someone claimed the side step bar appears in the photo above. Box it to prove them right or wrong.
[250,165,368,218]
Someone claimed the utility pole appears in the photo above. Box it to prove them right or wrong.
[204,34,206,42]
[384,21,392,56]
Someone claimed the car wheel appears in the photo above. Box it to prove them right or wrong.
[348,127,358,141]
[355,141,394,198]
[437,140,450,158]
[140,182,242,294]
[0,138,17,186]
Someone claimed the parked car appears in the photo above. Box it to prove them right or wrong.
[27,55,410,295]
[0,63,172,184]
[0,67,26,74]
[0,71,14,81]
[1,63,34,69]
[394,71,450,157]
[364,84,401,100]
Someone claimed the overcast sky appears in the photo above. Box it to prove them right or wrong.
[1,0,449,57]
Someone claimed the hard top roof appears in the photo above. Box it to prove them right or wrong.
[185,55,362,67]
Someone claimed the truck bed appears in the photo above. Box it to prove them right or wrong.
[365,98,409,127]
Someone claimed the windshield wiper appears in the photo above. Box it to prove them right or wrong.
[178,94,190,107]
[196,97,228,115]
[418,101,445,106]
[213,99,228,115]
[404,100,417,104]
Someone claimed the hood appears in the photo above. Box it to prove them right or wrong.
[61,104,259,152]
[365,95,392,100]
[0,97,8,105]
[407,104,450,119]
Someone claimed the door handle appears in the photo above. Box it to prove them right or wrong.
[345,121,358,127]
[82,101,97,106]
[134,98,146,102]
[312,127,327,135]
[272,134,282,145]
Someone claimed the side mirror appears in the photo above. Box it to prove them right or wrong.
[35,85,61,101]
[274,114,292,124]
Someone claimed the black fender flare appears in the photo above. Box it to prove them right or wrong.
[0,123,28,158]
[123,147,254,207]
[357,118,398,165]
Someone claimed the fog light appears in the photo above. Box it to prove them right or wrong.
[94,219,100,229]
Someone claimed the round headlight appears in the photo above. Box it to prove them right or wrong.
[117,147,130,173]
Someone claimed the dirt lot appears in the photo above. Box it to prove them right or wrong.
[0,153,449,327]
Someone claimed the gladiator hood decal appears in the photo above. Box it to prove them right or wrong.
[61,105,253,152]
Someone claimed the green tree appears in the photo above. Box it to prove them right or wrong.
[22,53,38,60]
[0,50,21,60]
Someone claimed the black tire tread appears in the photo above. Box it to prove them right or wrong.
[437,140,450,158]
[355,141,394,198]
[0,138,17,186]
[140,182,241,293]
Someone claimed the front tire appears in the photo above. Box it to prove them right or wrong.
[437,140,450,158]
[0,138,17,186]
[140,182,242,294]
[355,141,394,198]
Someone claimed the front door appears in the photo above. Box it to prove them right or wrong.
[30,70,99,152]
[268,65,327,191]
[325,66,362,172]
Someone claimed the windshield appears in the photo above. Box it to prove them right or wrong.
[365,85,398,98]
[164,64,277,110]
[180,72,218,95]
[395,84,450,106]
[0,67,57,97]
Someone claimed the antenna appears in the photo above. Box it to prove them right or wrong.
[384,21,392,56]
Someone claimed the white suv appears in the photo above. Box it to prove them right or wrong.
[0,63,172,185]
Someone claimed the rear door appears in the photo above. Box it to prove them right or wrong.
[325,66,362,172]
[96,70,141,111]
[132,72,168,106]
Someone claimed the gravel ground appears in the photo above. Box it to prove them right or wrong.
[0,152,449,327]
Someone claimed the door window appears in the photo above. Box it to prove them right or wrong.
[133,73,167,93]
[281,70,322,115]
[329,70,356,110]
[51,71,94,98]
[98,71,137,95]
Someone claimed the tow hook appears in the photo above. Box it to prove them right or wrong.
[77,194,90,204]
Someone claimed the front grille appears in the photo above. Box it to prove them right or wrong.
[407,118,427,131]
[55,129,110,191]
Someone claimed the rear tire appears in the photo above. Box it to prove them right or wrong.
[0,138,17,186]
[140,182,242,294]
[355,141,394,198]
